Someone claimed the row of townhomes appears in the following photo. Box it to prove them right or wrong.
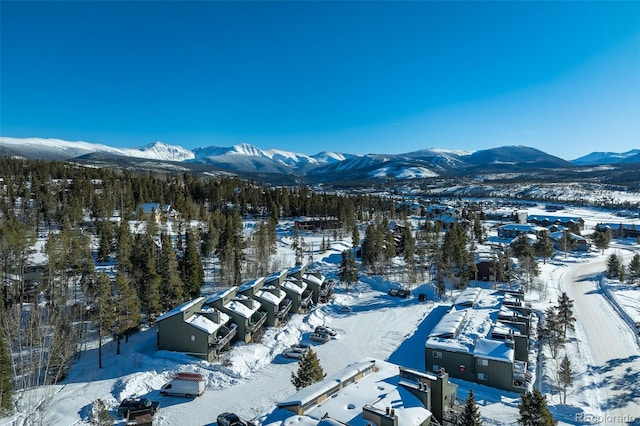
[156,264,330,361]
[497,214,591,252]
[424,287,533,393]
[251,359,461,426]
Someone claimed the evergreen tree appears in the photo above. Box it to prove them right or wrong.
[351,224,360,248]
[361,223,385,274]
[511,234,534,260]
[518,389,556,426]
[628,253,640,285]
[96,220,112,263]
[159,233,184,309]
[0,325,13,416]
[181,227,204,298]
[90,398,114,425]
[534,231,554,264]
[337,250,358,291]
[114,271,141,347]
[252,221,271,276]
[115,222,133,274]
[606,253,621,278]
[540,307,565,358]
[384,227,396,271]
[592,230,610,255]
[290,348,325,390]
[291,226,303,266]
[473,214,485,243]
[556,292,576,339]
[559,230,577,254]
[558,354,573,404]
[458,389,482,426]
[95,272,115,369]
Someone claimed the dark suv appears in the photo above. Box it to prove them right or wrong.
[117,397,160,418]
[217,412,245,426]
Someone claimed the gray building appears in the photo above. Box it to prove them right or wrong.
[424,290,532,394]
[156,297,237,361]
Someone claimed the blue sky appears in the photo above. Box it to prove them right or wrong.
[1,1,638,160]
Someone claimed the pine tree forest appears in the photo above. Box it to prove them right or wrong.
[0,157,575,413]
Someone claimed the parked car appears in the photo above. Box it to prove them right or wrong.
[282,346,309,359]
[160,372,205,397]
[314,325,337,336]
[294,342,313,350]
[309,332,331,343]
[117,397,160,418]
[388,287,410,298]
[217,412,245,426]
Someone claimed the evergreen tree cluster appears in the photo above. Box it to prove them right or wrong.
[538,292,575,358]
[290,349,325,390]
[518,389,557,425]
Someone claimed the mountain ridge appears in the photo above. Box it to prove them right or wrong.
[0,136,637,183]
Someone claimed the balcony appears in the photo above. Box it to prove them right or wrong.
[210,323,238,350]
[301,291,314,308]
[513,360,531,389]
[276,299,293,320]
[248,311,268,333]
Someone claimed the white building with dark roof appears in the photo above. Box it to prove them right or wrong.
[253,359,461,426]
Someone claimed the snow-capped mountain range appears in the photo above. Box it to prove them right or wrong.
[0,136,637,183]
[571,149,640,165]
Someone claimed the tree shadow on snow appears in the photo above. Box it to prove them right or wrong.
[586,355,640,411]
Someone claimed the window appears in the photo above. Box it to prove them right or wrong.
[432,364,440,373]
[478,373,488,381]
[478,358,489,366]
[190,335,196,342]
[432,351,442,359]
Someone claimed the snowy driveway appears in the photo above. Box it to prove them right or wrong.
[561,258,640,424]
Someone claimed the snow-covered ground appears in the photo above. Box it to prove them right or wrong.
[3,205,640,426]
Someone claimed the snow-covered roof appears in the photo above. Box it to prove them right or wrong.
[491,321,521,336]
[204,287,236,304]
[282,279,306,295]
[198,308,231,325]
[473,338,514,363]
[156,297,204,322]
[238,277,265,292]
[255,287,286,305]
[454,287,482,307]
[549,231,587,242]
[428,308,467,338]
[265,270,287,283]
[499,223,546,232]
[277,360,377,408]
[597,222,640,230]
[302,273,324,286]
[527,215,582,223]
[265,359,431,426]
[137,202,160,213]
[185,314,223,334]
[425,337,471,354]
[226,296,262,318]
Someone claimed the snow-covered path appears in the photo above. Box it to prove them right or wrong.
[561,257,640,424]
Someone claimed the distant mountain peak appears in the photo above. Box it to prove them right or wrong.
[572,149,640,165]
[1,136,638,183]
[139,141,195,161]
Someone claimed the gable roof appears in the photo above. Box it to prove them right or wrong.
[156,297,204,322]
